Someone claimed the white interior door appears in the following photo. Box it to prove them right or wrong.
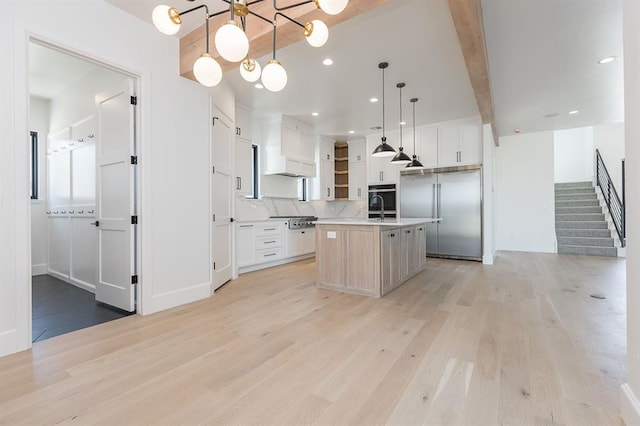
[211,103,233,291]
[95,80,136,312]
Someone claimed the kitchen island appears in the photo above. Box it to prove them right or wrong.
[314,218,440,297]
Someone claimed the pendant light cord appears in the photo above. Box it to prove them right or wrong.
[399,85,403,148]
[382,66,386,139]
[413,100,417,152]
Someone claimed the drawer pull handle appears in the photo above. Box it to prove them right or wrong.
[264,228,276,231]
[46,211,51,214]
[88,209,94,214]
[264,241,276,244]
[68,210,74,214]
[239,225,254,228]
[264,253,277,257]
[78,210,84,214]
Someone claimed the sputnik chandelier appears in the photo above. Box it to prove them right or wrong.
[152,0,349,91]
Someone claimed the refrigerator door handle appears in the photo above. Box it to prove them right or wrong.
[432,183,436,218]
[437,183,442,219]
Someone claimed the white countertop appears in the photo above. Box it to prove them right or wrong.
[313,218,440,226]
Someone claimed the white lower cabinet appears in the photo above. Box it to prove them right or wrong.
[286,228,315,257]
[236,223,256,267]
[236,220,315,273]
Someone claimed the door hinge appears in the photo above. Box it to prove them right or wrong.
[131,275,138,284]
[130,96,138,105]
[131,155,138,165]
[213,214,216,222]
[213,262,216,270]
[131,215,138,224]
[212,166,215,174]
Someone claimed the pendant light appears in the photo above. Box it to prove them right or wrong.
[406,98,425,169]
[240,57,262,82]
[261,23,288,92]
[391,82,411,164]
[372,62,396,157]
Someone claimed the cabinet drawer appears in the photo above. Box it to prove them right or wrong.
[256,223,284,235]
[255,248,282,263]
[256,235,282,249]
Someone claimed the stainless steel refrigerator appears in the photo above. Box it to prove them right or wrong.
[400,165,482,261]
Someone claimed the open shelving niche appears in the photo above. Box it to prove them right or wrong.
[334,142,349,200]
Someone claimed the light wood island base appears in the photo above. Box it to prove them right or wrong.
[315,219,434,297]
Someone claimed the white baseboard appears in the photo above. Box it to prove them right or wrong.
[0,329,18,358]
[69,277,96,293]
[622,383,640,425]
[482,253,494,265]
[147,281,211,315]
[31,264,47,276]
[238,253,315,275]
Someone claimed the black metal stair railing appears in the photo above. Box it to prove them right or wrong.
[595,149,625,247]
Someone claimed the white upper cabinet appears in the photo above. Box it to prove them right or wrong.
[310,136,335,201]
[437,123,460,166]
[417,126,438,168]
[235,106,252,141]
[367,132,405,184]
[436,118,482,166]
[263,115,316,177]
[348,139,366,163]
[348,161,366,200]
[458,117,483,165]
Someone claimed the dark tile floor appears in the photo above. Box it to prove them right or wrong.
[32,275,134,342]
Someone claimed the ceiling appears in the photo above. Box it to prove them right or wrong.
[89,0,624,139]
[29,42,101,100]
[482,0,624,136]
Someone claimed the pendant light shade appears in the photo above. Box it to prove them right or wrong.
[406,98,424,169]
[391,82,411,164]
[152,5,182,35]
[304,20,329,47]
[262,60,288,92]
[372,62,396,158]
[315,0,349,15]
[193,53,222,87]
[215,21,249,63]
[240,58,262,82]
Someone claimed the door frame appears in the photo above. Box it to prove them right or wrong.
[17,31,145,349]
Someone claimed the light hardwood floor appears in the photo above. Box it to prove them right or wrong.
[0,252,626,425]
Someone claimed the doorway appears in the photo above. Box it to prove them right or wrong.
[29,40,139,341]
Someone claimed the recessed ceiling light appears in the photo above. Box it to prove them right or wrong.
[370,97,379,103]
[597,56,617,64]
[400,121,407,125]
[312,112,319,116]
[255,83,264,89]
[322,58,333,66]
[348,130,355,134]
[569,110,579,115]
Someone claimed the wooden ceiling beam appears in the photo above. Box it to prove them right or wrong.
[446,0,499,145]
[179,0,391,78]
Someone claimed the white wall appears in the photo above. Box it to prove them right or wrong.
[49,66,127,133]
[554,126,594,183]
[1,0,228,357]
[495,131,556,253]
[622,1,640,423]
[482,123,496,264]
[594,123,625,191]
[29,96,49,275]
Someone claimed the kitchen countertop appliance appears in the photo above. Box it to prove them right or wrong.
[400,165,482,261]
[271,216,317,229]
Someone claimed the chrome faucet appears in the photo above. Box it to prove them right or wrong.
[372,194,385,222]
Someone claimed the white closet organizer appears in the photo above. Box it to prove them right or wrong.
[46,115,98,292]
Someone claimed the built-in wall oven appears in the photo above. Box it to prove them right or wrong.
[368,184,397,218]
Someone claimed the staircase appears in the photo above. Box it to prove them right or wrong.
[555,182,617,257]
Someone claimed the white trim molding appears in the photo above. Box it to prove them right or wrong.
[622,383,640,425]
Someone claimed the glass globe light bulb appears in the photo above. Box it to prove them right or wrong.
[261,60,288,92]
[215,21,249,63]
[304,20,329,47]
[152,5,182,35]
[316,0,348,15]
[193,54,222,87]
[239,58,262,82]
